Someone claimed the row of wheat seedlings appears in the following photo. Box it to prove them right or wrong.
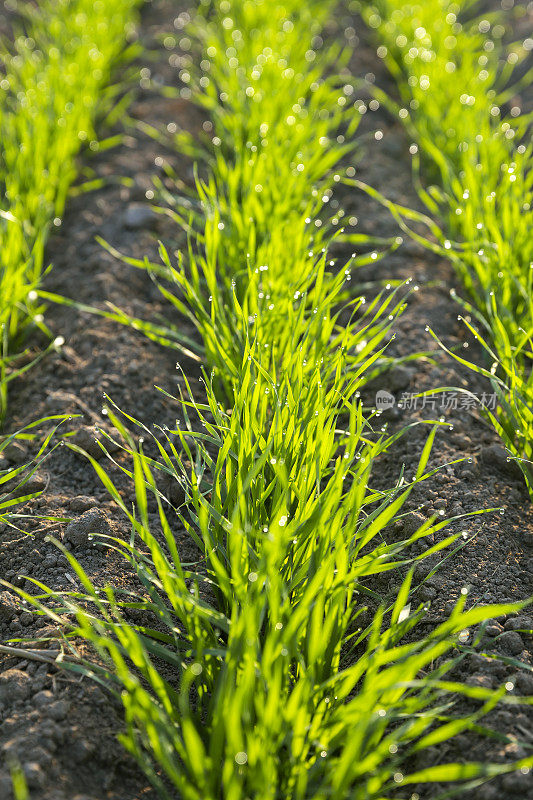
[15,1,533,798]
[0,0,142,419]
[361,0,533,496]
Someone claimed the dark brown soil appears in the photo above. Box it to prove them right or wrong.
[0,1,531,799]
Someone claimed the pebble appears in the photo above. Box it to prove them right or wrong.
[69,495,100,512]
[414,560,434,578]
[419,585,436,601]
[0,595,17,622]
[31,664,50,693]
[467,653,505,676]
[387,365,413,392]
[23,761,45,789]
[504,615,532,632]
[480,444,522,479]
[64,508,112,549]
[0,669,31,703]
[33,690,54,708]
[70,426,120,459]
[501,770,531,795]
[516,672,533,694]
[12,474,46,498]
[123,204,158,230]
[502,742,527,760]
[1,441,28,464]
[47,699,69,721]
[70,738,94,763]
[460,469,476,481]
[402,511,426,536]
[496,630,524,656]
[162,474,186,507]
[70,427,102,458]
[465,673,494,689]
[30,746,52,769]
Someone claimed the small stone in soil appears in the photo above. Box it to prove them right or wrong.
[70,738,95,763]
[480,444,523,479]
[12,474,46,497]
[504,615,532,632]
[387,365,413,392]
[63,508,112,549]
[516,672,533,694]
[33,690,54,708]
[501,770,531,795]
[465,673,494,689]
[0,594,18,621]
[47,699,69,721]
[123,203,158,230]
[70,426,120,459]
[0,669,31,703]
[2,441,28,464]
[69,495,100,512]
[401,511,426,536]
[23,762,45,789]
[485,623,503,637]
[495,630,524,656]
